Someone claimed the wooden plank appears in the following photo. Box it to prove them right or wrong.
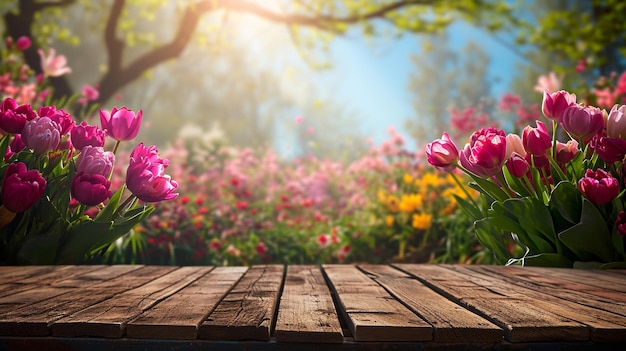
[358,264,502,343]
[0,266,56,282]
[198,265,283,341]
[51,265,144,288]
[0,266,177,337]
[395,264,589,342]
[274,265,343,343]
[126,266,247,339]
[458,265,626,342]
[0,266,102,298]
[51,266,211,338]
[521,266,626,293]
[0,266,105,314]
[322,264,431,342]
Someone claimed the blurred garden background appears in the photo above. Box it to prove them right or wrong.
[1,0,625,266]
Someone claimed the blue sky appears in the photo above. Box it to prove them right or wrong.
[314,20,524,149]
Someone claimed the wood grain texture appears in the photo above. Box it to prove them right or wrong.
[395,264,589,342]
[0,266,176,337]
[126,266,247,339]
[359,264,502,343]
[198,265,284,341]
[51,266,211,338]
[274,265,343,343]
[323,264,431,342]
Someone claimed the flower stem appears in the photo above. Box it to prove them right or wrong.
[112,140,121,155]
[551,120,558,159]
[450,172,481,210]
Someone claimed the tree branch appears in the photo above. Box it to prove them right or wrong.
[104,0,125,73]
[32,0,75,11]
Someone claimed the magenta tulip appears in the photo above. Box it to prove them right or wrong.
[1,162,46,213]
[459,127,507,178]
[542,90,577,121]
[15,36,31,51]
[21,117,61,155]
[425,132,459,170]
[592,135,626,163]
[615,211,626,238]
[522,120,552,156]
[505,152,530,178]
[75,146,114,178]
[126,143,178,202]
[99,107,142,141]
[71,121,106,150]
[555,140,579,164]
[71,173,111,206]
[0,98,36,134]
[561,105,604,142]
[38,106,74,136]
[607,104,626,139]
[578,169,619,205]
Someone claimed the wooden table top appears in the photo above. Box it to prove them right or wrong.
[0,264,625,350]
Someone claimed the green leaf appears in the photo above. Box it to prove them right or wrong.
[451,194,482,220]
[558,199,614,262]
[474,218,510,264]
[467,174,510,202]
[15,220,63,264]
[549,181,581,224]
[492,198,556,252]
[95,185,125,222]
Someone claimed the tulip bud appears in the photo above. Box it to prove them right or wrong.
[592,135,626,163]
[15,36,31,51]
[607,104,626,139]
[425,132,459,171]
[555,140,579,164]
[542,90,577,120]
[38,106,74,136]
[578,169,619,205]
[561,105,604,142]
[522,121,552,156]
[71,173,112,206]
[505,133,526,159]
[0,99,36,134]
[615,211,626,238]
[75,145,115,178]
[99,107,142,141]
[1,162,46,213]
[505,152,529,178]
[71,121,106,150]
[21,117,61,155]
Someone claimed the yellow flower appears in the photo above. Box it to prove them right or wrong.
[385,195,400,213]
[420,172,441,189]
[378,190,387,202]
[403,173,414,184]
[412,212,432,230]
[399,193,422,213]
[385,215,394,227]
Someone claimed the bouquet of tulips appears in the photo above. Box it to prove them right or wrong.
[0,98,178,264]
[426,89,626,268]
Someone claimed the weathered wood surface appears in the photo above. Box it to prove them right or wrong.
[0,264,625,349]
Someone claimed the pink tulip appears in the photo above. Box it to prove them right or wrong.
[522,120,552,156]
[607,104,626,139]
[425,132,459,171]
[615,211,626,238]
[21,117,61,154]
[561,105,604,142]
[578,169,619,205]
[1,162,46,213]
[126,143,178,202]
[555,140,579,164]
[71,121,106,150]
[75,146,114,178]
[505,152,530,178]
[591,135,626,163]
[459,127,507,178]
[99,107,142,141]
[37,48,72,77]
[71,173,111,206]
[0,98,36,134]
[38,106,74,136]
[78,84,99,105]
[542,90,577,121]
[15,36,31,51]
[505,133,526,159]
